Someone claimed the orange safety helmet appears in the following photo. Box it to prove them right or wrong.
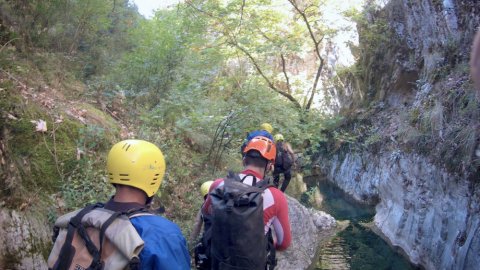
[243,136,276,164]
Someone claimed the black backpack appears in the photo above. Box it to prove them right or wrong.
[275,142,293,169]
[196,172,276,270]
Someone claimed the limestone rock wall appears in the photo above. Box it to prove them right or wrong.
[336,0,480,110]
[315,1,480,268]
[0,208,50,269]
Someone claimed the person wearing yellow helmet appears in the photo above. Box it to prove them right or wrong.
[49,140,190,270]
[106,139,166,199]
[260,123,273,134]
[200,181,214,199]
[273,134,296,192]
[274,133,284,142]
[107,140,190,269]
[190,180,214,248]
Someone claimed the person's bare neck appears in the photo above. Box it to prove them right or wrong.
[113,185,147,205]
[244,165,266,178]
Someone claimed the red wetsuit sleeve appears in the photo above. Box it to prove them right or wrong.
[270,188,292,250]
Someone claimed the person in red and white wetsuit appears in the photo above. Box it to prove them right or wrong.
[202,136,292,251]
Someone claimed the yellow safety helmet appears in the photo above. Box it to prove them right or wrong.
[200,181,214,198]
[260,123,273,134]
[274,133,284,142]
[107,140,166,197]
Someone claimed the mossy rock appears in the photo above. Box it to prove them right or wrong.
[77,103,119,137]
[0,89,82,205]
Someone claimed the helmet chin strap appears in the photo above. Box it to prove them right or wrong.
[146,196,153,206]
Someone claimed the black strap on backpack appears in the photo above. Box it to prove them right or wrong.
[98,211,122,256]
[266,229,277,270]
[53,203,150,270]
[54,203,103,270]
[240,174,257,186]
[249,176,277,270]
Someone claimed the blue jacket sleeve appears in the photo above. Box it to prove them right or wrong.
[131,216,190,270]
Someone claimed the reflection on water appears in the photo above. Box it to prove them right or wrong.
[307,178,416,270]
[315,180,375,222]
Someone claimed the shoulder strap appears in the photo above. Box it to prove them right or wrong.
[98,207,151,269]
[126,207,154,218]
[54,203,103,270]
[255,176,275,190]
[240,174,257,186]
[98,211,123,256]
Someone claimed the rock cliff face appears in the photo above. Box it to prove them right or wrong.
[0,208,50,269]
[317,152,479,269]
[337,0,480,110]
[315,1,480,269]
[276,196,336,270]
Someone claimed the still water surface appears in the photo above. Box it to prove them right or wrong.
[306,178,417,270]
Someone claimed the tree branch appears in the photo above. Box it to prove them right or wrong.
[186,0,302,109]
[238,0,246,30]
[306,57,324,110]
[281,53,293,94]
[234,43,301,108]
[289,0,325,110]
[288,0,322,58]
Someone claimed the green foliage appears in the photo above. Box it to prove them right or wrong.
[59,122,118,210]
[350,6,390,54]
[0,0,141,79]
[341,3,392,106]
[183,0,332,110]
[363,131,382,148]
[0,91,81,207]
[62,157,112,210]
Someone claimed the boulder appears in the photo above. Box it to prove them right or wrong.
[276,196,336,270]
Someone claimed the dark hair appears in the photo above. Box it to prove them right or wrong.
[243,150,268,168]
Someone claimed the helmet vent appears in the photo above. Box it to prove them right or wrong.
[150,182,156,185]
[153,178,158,181]
[122,143,131,151]
[119,173,130,181]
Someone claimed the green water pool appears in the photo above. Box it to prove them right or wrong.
[306,178,419,270]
